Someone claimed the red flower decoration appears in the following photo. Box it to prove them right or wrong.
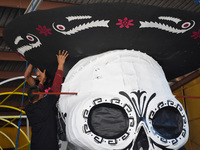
[191,29,200,39]
[36,25,52,36]
[116,17,134,28]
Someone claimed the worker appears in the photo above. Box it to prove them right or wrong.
[25,50,69,150]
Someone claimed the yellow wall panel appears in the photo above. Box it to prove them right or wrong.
[173,76,200,150]
[0,126,31,150]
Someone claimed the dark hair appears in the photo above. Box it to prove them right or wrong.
[27,85,40,103]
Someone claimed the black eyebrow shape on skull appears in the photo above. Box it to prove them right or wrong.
[119,90,156,118]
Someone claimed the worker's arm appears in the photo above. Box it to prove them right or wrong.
[38,69,46,92]
[51,50,69,97]
[24,64,35,87]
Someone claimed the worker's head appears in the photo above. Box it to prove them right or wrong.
[27,85,43,103]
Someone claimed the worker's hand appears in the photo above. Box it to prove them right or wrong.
[37,69,46,84]
[56,50,69,71]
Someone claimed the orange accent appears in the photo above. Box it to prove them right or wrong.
[19,107,25,109]
[33,92,78,95]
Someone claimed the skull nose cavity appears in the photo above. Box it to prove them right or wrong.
[133,127,149,150]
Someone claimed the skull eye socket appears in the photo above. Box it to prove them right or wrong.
[88,103,129,139]
[152,107,183,139]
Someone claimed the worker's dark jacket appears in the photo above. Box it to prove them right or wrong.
[26,69,63,150]
[26,93,59,150]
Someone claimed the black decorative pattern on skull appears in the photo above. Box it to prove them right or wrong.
[146,99,188,149]
[119,90,157,150]
[81,97,136,146]
[117,90,189,150]
[119,90,156,128]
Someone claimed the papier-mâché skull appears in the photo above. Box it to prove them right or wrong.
[58,50,189,150]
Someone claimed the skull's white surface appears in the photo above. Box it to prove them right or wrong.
[58,50,189,150]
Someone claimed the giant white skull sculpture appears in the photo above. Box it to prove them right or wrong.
[58,50,189,150]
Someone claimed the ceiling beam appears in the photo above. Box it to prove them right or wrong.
[171,69,200,91]
[0,52,26,61]
[0,71,24,79]
[0,0,76,10]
